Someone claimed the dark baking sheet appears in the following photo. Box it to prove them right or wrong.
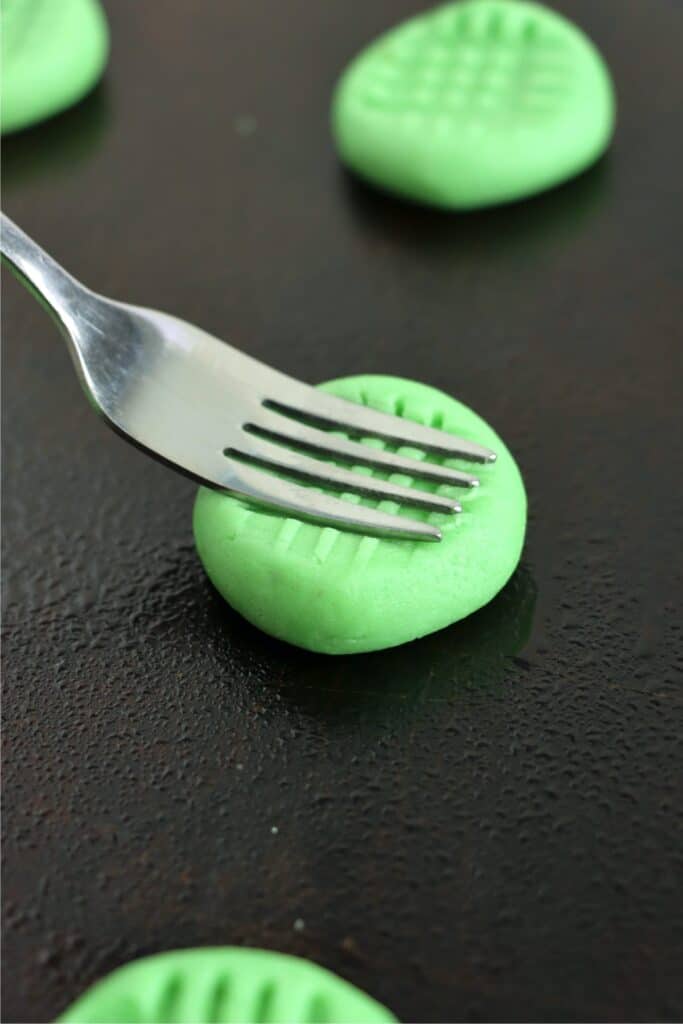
[2,1,682,1020]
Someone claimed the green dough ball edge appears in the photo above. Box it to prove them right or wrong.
[331,0,615,209]
[56,947,397,1024]
[193,376,527,655]
[1,0,109,135]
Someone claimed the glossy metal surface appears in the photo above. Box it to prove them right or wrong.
[0,212,494,541]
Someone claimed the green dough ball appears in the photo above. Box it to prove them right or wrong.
[331,0,615,209]
[1,0,109,135]
[193,376,526,655]
[56,947,397,1024]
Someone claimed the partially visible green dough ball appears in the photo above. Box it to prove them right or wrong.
[331,0,615,209]
[56,947,397,1024]
[1,0,109,135]
[193,376,527,655]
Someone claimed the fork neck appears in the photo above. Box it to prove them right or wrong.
[0,212,91,338]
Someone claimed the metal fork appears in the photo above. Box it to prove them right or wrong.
[1,213,495,541]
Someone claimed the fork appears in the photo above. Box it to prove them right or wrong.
[1,212,495,541]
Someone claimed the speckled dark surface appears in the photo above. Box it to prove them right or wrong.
[2,1,682,1021]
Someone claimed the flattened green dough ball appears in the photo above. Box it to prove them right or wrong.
[193,376,526,655]
[1,0,108,135]
[331,0,615,209]
[56,947,397,1024]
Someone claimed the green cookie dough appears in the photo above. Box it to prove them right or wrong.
[331,0,615,209]
[56,947,397,1024]
[1,0,109,135]
[193,375,527,655]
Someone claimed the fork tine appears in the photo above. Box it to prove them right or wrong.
[224,461,443,540]
[246,410,481,487]
[227,436,462,514]
[265,391,497,463]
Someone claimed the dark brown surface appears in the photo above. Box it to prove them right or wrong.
[2,1,683,1021]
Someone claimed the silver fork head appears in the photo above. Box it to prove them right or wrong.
[82,300,496,541]
[2,212,495,541]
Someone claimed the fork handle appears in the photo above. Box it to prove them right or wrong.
[0,212,90,337]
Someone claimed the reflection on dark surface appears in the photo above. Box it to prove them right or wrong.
[339,156,611,259]
[2,84,110,193]
[201,564,536,725]
[278,566,537,722]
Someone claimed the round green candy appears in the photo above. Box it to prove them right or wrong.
[331,0,615,209]
[1,0,108,135]
[56,947,397,1024]
[193,376,527,655]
